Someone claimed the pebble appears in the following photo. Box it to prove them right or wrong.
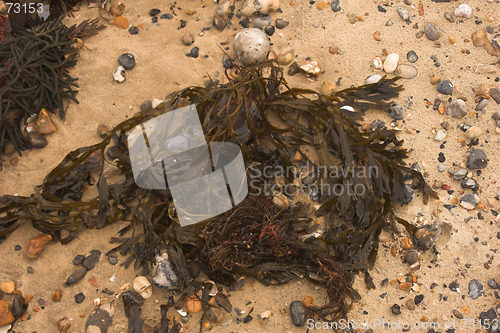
[290,301,307,326]
[460,193,479,210]
[277,49,294,65]
[264,25,275,36]
[453,309,464,319]
[150,9,160,16]
[449,35,457,44]
[0,300,14,326]
[378,5,387,13]
[414,223,441,251]
[85,303,115,333]
[444,12,455,23]
[330,0,341,12]
[299,60,321,76]
[317,1,325,10]
[475,99,488,111]
[397,6,409,21]
[406,50,418,63]
[207,307,224,323]
[320,81,336,95]
[36,109,57,134]
[488,278,499,289]
[430,75,441,85]
[26,233,52,259]
[373,31,381,41]
[128,26,138,35]
[215,293,232,313]
[160,13,173,20]
[347,13,357,24]
[490,88,500,104]
[405,250,419,265]
[476,83,490,99]
[288,62,299,76]
[386,19,394,26]
[83,250,101,271]
[424,23,441,41]
[11,295,26,318]
[181,33,194,46]
[468,279,484,299]
[233,28,269,65]
[383,53,399,73]
[254,15,272,28]
[214,14,226,31]
[216,0,230,16]
[133,276,152,299]
[437,164,446,172]
[436,80,453,95]
[241,0,279,16]
[75,292,85,304]
[118,53,135,70]
[365,74,382,85]
[96,124,108,138]
[0,282,14,294]
[394,65,417,79]
[329,45,339,54]
[9,157,18,166]
[186,295,202,313]
[434,129,447,141]
[449,280,460,292]
[113,66,125,83]
[187,46,199,58]
[461,178,479,190]
[493,34,500,49]
[73,254,85,265]
[113,16,128,29]
[64,266,88,286]
[240,18,250,28]
[454,3,472,19]
[391,304,401,315]
[474,64,497,74]
[3,141,15,155]
[465,126,483,139]
[446,99,467,118]
[406,299,415,311]
[389,104,405,120]
[275,19,289,29]
[466,148,487,169]
[453,168,468,180]
[109,3,124,16]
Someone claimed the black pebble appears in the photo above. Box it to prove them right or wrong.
[223,58,233,68]
[466,148,488,170]
[108,256,118,265]
[288,62,299,76]
[150,8,161,16]
[27,266,34,274]
[290,301,307,326]
[407,50,418,63]
[377,5,387,12]
[73,254,85,265]
[65,266,88,286]
[107,146,119,160]
[14,245,21,251]
[243,315,253,323]
[160,13,173,19]
[129,26,139,35]
[414,294,424,304]
[102,288,114,295]
[75,292,85,304]
[449,280,459,292]
[240,18,250,28]
[189,47,199,58]
[264,25,275,36]
[436,80,453,95]
[488,278,499,289]
[330,0,341,12]
[391,304,401,315]
[460,178,479,190]
[152,16,158,23]
[118,53,136,70]
[83,250,101,271]
[12,295,27,318]
[438,152,445,162]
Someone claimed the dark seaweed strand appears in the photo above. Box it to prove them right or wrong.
[0,17,104,155]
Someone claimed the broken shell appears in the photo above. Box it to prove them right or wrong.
[133,276,152,299]
[233,28,270,65]
[205,280,218,296]
[260,310,272,320]
[152,250,179,289]
[299,59,321,76]
[36,108,57,134]
[372,56,383,70]
[113,66,125,83]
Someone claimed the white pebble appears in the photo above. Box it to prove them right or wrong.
[454,3,472,19]
[365,74,382,85]
[383,53,399,74]
[434,129,447,141]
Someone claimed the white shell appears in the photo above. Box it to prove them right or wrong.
[205,280,218,296]
[299,60,321,76]
[372,56,383,70]
[454,3,472,19]
[365,74,382,85]
[151,99,164,109]
[234,28,270,65]
[152,251,179,289]
[340,105,355,112]
[240,0,280,16]
[113,66,125,83]
[133,276,153,299]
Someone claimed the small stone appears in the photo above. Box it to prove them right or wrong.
[465,126,483,139]
[493,34,500,49]
[488,278,499,289]
[0,300,14,326]
[9,157,18,166]
[11,295,27,318]
[320,81,336,96]
[454,3,472,19]
[468,279,484,300]
[118,53,135,70]
[406,299,415,311]
[430,75,441,85]
[73,254,85,265]
[424,22,441,41]
[437,80,453,95]
[188,47,199,58]
[27,267,34,274]
[437,164,446,172]
[113,66,125,83]
[160,13,173,20]
[389,104,405,120]
[233,28,270,65]
[128,26,138,35]
[449,280,460,292]
[446,99,467,118]
[3,141,15,155]
[215,293,232,313]
[365,74,382,85]
[383,53,399,73]
[97,124,108,138]
[475,99,488,112]
[216,0,230,16]
[474,64,497,74]
[214,14,226,31]
[407,50,418,63]
[133,276,152,299]
[434,129,447,141]
[453,309,464,319]
[330,0,341,12]
[65,266,88,286]
[290,301,307,326]
[449,35,457,44]
[83,250,101,271]
[75,293,85,304]
[415,30,424,39]
[275,19,289,29]
[444,12,454,23]
[240,18,250,28]
[277,49,294,65]
[386,19,394,26]
[52,289,61,301]
[36,109,57,134]
[373,31,381,41]
[108,256,117,265]
[207,307,224,323]
[264,25,275,36]
[0,282,14,294]
[460,193,479,210]
[109,3,124,16]
[317,1,325,10]
[397,6,409,21]
[466,148,487,169]
[329,45,339,54]
[471,30,489,47]
[405,250,419,265]
[394,65,417,79]
[113,16,128,29]
[241,0,279,16]
[253,15,272,28]
[414,223,441,251]
[391,304,401,315]
[453,168,468,180]
[476,84,490,99]
[461,178,479,190]
[26,234,52,259]
[149,8,160,16]
[288,62,299,76]
[490,88,500,104]
[299,60,321,76]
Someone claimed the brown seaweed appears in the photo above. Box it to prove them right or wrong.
[0,61,438,321]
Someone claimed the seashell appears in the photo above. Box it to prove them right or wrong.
[113,66,125,83]
[365,74,382,85]
[215,0,231,17]
[233,28,270,65]
[340,105,355,112]
[299,60,321,76]
[372,56,383,70]
[152,251,179,289]
[133,276,152,299]
[36,108,57,134]
[240,0,280,17]
[186,295,202,313]
[272,193,289,210]
[205,280,218,296]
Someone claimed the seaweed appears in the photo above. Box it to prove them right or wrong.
[0,61,437,321]
[0,16,105,155]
